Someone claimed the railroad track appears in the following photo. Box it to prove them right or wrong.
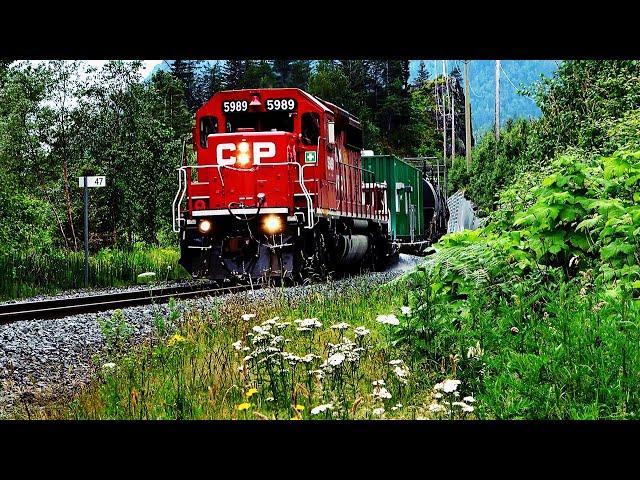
[0,283,250,324]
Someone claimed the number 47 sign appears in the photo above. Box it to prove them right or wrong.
[78,176,106,188]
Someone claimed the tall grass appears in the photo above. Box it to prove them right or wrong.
[0,247,189,301]
[26,278,464,420]
[392,270,640,419]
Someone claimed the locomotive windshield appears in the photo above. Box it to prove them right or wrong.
[225,111,294,133]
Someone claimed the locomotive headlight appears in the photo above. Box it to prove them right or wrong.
[238,141,250,153]
[263,214,283,234]
[198,219,212,234]
[237,152,251,166]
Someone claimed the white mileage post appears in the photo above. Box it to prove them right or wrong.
[79,176,106,188]
[79,176,106,287]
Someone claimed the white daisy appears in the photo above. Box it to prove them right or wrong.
[373,386,392,400]
[400,306,411,315]
[241,313,256,321]
[102,362,116,370]
[310,403,334,415]
[354,326,370,337]
[389,359,403,366]
[372,379,385,386]
[442,379,461,393]
[232,340,242,351]
[376,314,399,326]
[393,366,409,378]
[463,396,476,403]
[327,352,346,366]
[372,407,385,416]
[428,403,444,413]
[330,322,351,330]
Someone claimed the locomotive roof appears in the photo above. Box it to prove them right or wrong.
[205,88,362,130]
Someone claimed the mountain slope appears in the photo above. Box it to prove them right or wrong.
[148,60,558,138]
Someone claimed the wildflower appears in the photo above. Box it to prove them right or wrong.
[463,396,476,403]
[242,346,250,352]
[327,352,346,366]
[262,318,278,326]
[372,407,385,416]
[434,379,461,393]
[265,397,274,402]
[466,341,483,359]
[428,403,444,413]
[372,379,385,386]
[102,362,116,370]
[354,326,370,337]
[232,340,242,351]
[242,314,256,321]
[296,327,312,332]
[400,306,411,315]
[167,333,187,346]
[295,404,305,412]
[373,386,392,400]
[300,354,319,363]
[236,402,251,411]
[330,322,351,330]
[391,403,403,411]
[245,388,258,398]
[453,402,474,413]
[295,318,323,329]
[243,355,253,362]
[376,314,399,326]
[433,393,443,399]
[274,322,291,329]
[510,326,519,335]
[311,403,334,415]
[393,366,409,378]
[389,359,403,366]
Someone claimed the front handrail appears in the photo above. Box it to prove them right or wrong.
[173,161,315,231]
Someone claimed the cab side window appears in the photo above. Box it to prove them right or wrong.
[301,112,320,146]
[200,116,218,148]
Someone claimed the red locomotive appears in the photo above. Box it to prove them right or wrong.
[173,88,393,282]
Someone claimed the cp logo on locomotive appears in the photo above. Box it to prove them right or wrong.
[216,142,276,166]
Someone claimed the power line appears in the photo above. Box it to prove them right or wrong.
[499,62,538,104]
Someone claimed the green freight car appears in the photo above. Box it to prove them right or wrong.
[361,154,449,252]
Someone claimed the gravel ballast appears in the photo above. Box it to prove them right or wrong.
[0,255,422,418]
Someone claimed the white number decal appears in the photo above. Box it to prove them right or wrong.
[223,101,249,113]
[266,98,296,111]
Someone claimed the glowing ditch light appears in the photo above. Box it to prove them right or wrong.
[236,141,251,166]
[263,214,283,234]
[198,219,212,234]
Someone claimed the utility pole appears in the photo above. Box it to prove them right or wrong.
[495,59,501,141]
[83,176,89,288]
[464,60,472,172]
[441,60,447,163]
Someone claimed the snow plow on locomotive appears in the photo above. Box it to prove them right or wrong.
[172,88,448,283]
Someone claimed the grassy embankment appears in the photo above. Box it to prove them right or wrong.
[0,246,189,301]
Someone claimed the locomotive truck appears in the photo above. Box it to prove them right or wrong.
[172,88,448,283]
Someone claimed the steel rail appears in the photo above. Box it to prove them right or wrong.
[0,283,249,324]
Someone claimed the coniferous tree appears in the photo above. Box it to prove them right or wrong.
[415,61,429,87]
